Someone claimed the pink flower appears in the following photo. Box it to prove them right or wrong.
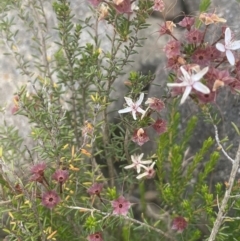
[205,45,221,61]
[136,162,156,179]
[191,48,210,67]
[167,66,210,105]
[11,105,19,114]
[11,96,19,114]
[163,40,181,58]
[186,29,204,44]
[167,56,182,71]
[195,91,216,104]
[131,128,149,146]
[178,17,195,31]
[145,97,165,112]
[30,173,44,183]
[87,183,104,196]
[88,0,102,7]
[113,0,132,14]
[205,67,235,91]
[172,216,188,232]
[87,232,104,241]
[152,119,167,134]
[124,153,152,173]
[52,169,69,184]
[228,79,240,94]
[158,21,176,37]
[42,190,61,209]
[212,69,234,85]
[111,196,131,216]
[30,162,47,176]
[30,162,49,187]
[216,27,240,65]
[118,93,145,120]
[153,0,165,12]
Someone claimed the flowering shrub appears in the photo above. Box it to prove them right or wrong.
[0,0,240,241]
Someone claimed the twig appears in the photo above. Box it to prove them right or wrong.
[230,194,240,198]
[0,200,12,205]
[213,124,234,163]
[207,142,240,241]
[208,112,234,163]
[223,216,240,220]
[66,205,175,241]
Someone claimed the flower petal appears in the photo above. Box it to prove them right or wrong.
[216,43,225,52]
[192,66,209,82]
[124,97,133,106]
[136,165,141,173]
[180,86,192,104]
[140,160,153,165]
[141,106,149,119]
[225,27,231,44]
[136,93,144,106]
[138,153,144,160]
[167,82,188,87]
[226,50,235,65]
[131,155,136,163]
[136,107,145,115]
[132,111,137,120]
[180,66,190,81]
[193,82,210,94]
[118,107,132,114]
[136,172,148,179]
[124,164,135,169]
[230,40,240,50]
[150,162,156,169]
[145,98,153,105]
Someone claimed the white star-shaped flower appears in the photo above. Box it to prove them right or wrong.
[167,66,210,105]
[136,162,156,179]
[118,93,145,120]
[216,27,240,65]
[124,153,152,173]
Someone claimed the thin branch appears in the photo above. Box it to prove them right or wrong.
[0,200,12,205]
[223,216,240,220]
[66,205,175,241]
[208,113,234,163]
[213,124,234,163]
[207,142,240,241]
[230,194,240,198]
